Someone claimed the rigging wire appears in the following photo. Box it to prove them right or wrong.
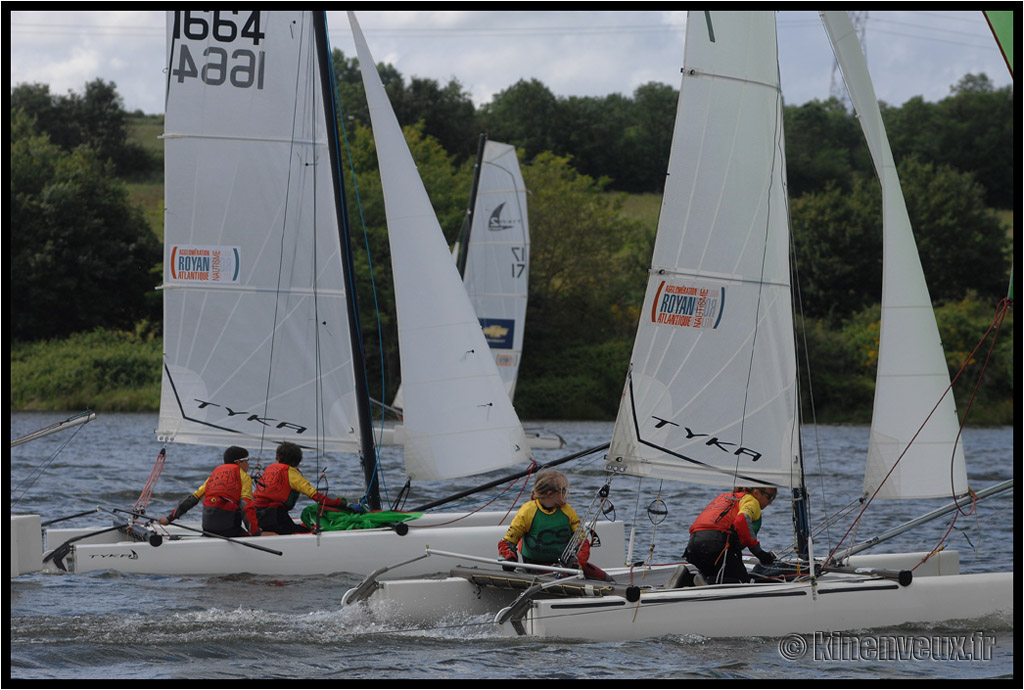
[825,296,1012,566]
[11,421,90,507]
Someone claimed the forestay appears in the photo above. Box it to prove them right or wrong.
[607,12,800,489]
[822,12,967,499]
[462,140,531,399]
[158,11,360,452]
[349,12,531,481]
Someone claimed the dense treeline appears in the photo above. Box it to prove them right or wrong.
[9,60,1015,423]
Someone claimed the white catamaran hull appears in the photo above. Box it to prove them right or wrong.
[351,551,1012,640]
[42,514,624,577]
[517,570,1013,641]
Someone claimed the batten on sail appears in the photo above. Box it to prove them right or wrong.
[822,11,967,500]
[348,12,530,481]
[158,11,360,453]
[607,12,801,490]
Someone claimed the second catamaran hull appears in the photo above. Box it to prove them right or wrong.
[516,570,1013,641]
[352,556,1011,641]
[42,514,624,577]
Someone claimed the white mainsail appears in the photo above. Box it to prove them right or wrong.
[158,11,360,453]
[821,12,967,500]
[607,11,801,489]
[462,140,531,399]
[349,12,531,481]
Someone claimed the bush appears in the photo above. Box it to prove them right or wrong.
[11,326,162,411]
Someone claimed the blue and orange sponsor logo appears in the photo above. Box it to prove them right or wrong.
[651,281,724,329]
[169,245,240,283]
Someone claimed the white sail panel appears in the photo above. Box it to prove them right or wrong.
[158,11,360,452]
[463,140,530,398]
[822,12,967,499]
[349,12,530,480]
[607,12,801,489]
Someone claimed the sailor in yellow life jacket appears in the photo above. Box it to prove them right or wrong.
[684,486,778,584]
[498,469,611,581]
[253,441,363,534]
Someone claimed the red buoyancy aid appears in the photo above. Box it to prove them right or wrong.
[254,462,293,509]
[203,463,243,511]
[689,492,746,534]
[689,491,761,549]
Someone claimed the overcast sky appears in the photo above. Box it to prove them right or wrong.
[10,10,1011,116]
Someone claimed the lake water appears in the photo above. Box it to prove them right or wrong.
[9,412,1015,680]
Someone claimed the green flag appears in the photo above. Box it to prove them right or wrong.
[983,10,1014,75]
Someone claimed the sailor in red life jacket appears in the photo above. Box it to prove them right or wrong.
[253,441,363,534]
[497,469,611,581]
[684,486,778,584]
[158,445,268,537]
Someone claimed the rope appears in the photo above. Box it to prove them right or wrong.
[132,447,168,515]
[407,462,537,529]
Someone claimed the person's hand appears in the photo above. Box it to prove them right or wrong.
[260,531,278,536]
[498,540,518,571]
[751,545,776,566]
[157,516,170,526]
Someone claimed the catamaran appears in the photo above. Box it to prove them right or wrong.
[339,10,1013,639]
[40,10,623,577]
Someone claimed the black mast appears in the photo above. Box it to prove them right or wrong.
[454,133,488,277]
[313,12,382,510]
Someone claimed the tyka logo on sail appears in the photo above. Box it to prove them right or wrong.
[193,399,308,435]
[651,281,725,330]
[653,417,763,463]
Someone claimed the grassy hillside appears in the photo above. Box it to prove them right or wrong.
[126,115,165,240]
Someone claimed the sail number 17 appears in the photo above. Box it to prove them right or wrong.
[171,11,266,89]
[511,247,527,278]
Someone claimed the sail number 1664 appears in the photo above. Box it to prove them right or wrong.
[171,11,266,89]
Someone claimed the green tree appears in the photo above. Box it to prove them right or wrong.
[622,82,678,193]
[513,152,650,418]
[790,178,882,323]
[936,75,1014,209]
[791,157,1009,324]
[896,156,1010,305]
[783,98,869,198]
[479,79,566,162]
[11,109,161,341]
[11,79,155,178]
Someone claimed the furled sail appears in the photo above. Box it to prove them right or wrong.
[822,11,967,499]
[607,11,801,489]
[349,12,530,481]
[158,11,360,452]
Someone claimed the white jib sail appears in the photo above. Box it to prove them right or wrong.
[607,11,801,489]
[348,12,530,481]
[822,11,967,499]
[463,140,530,399]
[158,11,361,453]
